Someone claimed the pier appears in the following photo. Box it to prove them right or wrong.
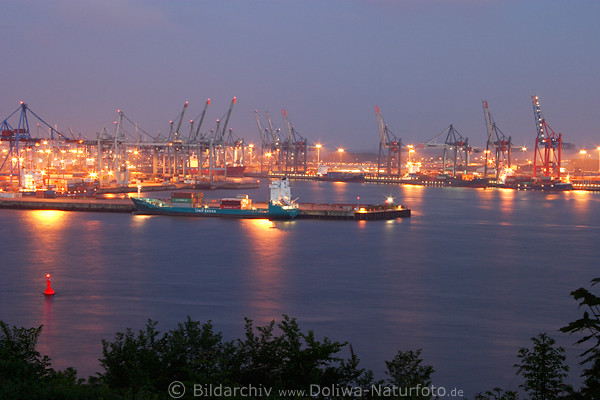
[0,197,410,220]
[0,197,134,213]
[298,203,410,220]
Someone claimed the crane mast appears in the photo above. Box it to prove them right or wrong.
[193,98,210,141]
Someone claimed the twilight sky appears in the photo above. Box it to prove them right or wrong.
[2,0,599,151]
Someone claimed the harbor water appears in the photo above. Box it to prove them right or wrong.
[1,181,599,396]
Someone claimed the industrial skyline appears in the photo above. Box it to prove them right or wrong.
[2,0,599,151]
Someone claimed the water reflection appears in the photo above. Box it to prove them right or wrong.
[131,214,152,228]
[498,188,515,218]
[23,210,71,283]
[37,295,54,358]
[239,219,290,323]
[28,209,69,227]
[397,184,424,217]
[566,190,593,219]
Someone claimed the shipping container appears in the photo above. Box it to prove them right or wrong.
[220,195,252,209]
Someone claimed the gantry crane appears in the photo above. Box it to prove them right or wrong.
[266,111,282,172]
[426,125,471,177]
[443,125,470,176]
[252,111,283,173]
[374,105,401,177]
[482,100,512,180]
[0,102,68,186]
[203,97,237,180]
[531,95,562,180]
[186,98,211,177]
[255,110,268,173]
[164,101,189,178]
[281,109,308,174]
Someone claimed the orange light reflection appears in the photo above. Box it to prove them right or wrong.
[240,219,290,324]
[498,188,515,216]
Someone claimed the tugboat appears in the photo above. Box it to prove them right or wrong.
[131,178,299,220]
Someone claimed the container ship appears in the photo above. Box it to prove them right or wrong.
[131,178,299,220]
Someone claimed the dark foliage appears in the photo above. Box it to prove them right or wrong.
[561,277,600,399]
[514,333,570,400]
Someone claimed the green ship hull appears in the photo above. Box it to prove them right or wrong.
[131,197,299,220]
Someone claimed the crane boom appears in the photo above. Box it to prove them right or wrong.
[375,105,388,148]
[219,97,236,139]
[172,101,189,140]
[532,95,544,138]
[266,111,278,142]
[482,100,494,148]
[254,110,266,145]
[282,109,293,141]
[193,98,210,141]
[531,95,561,179]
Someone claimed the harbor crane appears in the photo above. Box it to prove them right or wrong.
[443,125,470,177]
[188,98,211,176]
[266,111,282,172]
[281,109,308,174]
[254,110,280,172]
[374,105,401,177]
[214,97,236,142]
[0,102,68,186]
[165,101,189,179]
[168,101,188,144]
[482,100,512,180]
[531,95,562,180]
[98,98,243,183]
[425,125,471,177]
[0,98,250,190]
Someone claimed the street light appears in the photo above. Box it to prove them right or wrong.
[315,144,322,164]
[337,148,344,164]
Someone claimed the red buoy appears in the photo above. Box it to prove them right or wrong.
[44,273,55,296]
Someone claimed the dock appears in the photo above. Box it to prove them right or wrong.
[0,197,135,213]
[298,203,410,220]
[0,197,410,220]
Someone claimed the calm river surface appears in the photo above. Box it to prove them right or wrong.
[1,181,599,396]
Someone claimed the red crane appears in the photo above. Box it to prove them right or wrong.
[532,95,562,179]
